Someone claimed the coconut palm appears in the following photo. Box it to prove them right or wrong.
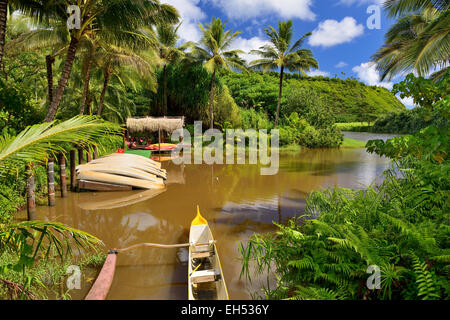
[95,44,156,118]
[373,0,450,80]
[249,20,318,127]
[154,23,187,115]
[0,115,121,172]
[187,17,247,129]
[383,0,449,16]
[29,0,178,123]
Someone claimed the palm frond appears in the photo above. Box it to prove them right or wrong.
[0,116,121,175]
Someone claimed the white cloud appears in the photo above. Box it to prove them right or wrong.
[335,61,348,68]
[308,70,331,77]
[209,0,316,21]
[309,17,364,48]
[352,62,393,89]
[229,36,270,63]
[398,96,416,108]
[162,0,206,42]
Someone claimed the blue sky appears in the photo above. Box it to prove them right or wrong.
[162,0,414,107]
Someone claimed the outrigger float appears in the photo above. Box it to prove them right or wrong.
[85,207,229,300]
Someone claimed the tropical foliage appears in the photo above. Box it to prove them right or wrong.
[240,58,450,300]
[0,116,121,298]
[371,70,449,134]
[373,0,449,80]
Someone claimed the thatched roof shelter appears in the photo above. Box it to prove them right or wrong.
[126,116,184,134]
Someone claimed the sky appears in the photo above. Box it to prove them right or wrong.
[161,0,415,107]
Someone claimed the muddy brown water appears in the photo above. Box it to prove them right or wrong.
[17,147,392,300]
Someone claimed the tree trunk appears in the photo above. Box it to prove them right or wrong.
[87,96,92,115]
[44,36,79,122]
[0,0,7,71]
[97,68,111,117]
[47,158,55,206]
[80,57,92,115]
[209,69,216,129]
[275,66,284,127]
[163,64,168,116]
[26,163,36,221]
[45,55,55,105]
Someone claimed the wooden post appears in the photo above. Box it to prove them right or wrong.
[93,146,98,159]
[47,157,56,206]
[158,128,161,162]
[70,150,76,191]
[78,147,84,165]
[59,153,67,198]
[26,163,36,220]
[123,129,127,150]
[86,150,92,163]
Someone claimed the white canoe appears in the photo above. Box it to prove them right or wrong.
[77,170,165,190]
[98,153,162,168]
[76,164,163,184]
[188,207,229,300]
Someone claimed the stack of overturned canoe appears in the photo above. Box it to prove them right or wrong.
[76,153,167,191]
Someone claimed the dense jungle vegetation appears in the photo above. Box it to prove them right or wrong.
[239,0,450,300]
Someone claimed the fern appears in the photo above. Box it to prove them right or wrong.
[411,255,440,300]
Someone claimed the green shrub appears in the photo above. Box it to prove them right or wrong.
[213,85,242,129]
[371,106,449,134]
[239,108,273,130]
[278,112,343,148]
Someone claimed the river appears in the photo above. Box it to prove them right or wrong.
[17,134,394,300]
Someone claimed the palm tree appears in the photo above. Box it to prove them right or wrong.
[373,0,450,80]
[34,0,177,123]
[154,23,187,115]
[96,44,155,118]
[383,0,449,16]
[187,17,247,129]
[249,20,318,127]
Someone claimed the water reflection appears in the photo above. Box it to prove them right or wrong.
[17,146,392,300]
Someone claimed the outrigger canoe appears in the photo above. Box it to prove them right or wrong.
[188,207,229,300]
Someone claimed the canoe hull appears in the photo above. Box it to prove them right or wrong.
[188,221,229,300]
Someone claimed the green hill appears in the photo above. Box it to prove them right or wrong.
[221,71,406,123]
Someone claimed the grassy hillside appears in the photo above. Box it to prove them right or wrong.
[221,72,406,123]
